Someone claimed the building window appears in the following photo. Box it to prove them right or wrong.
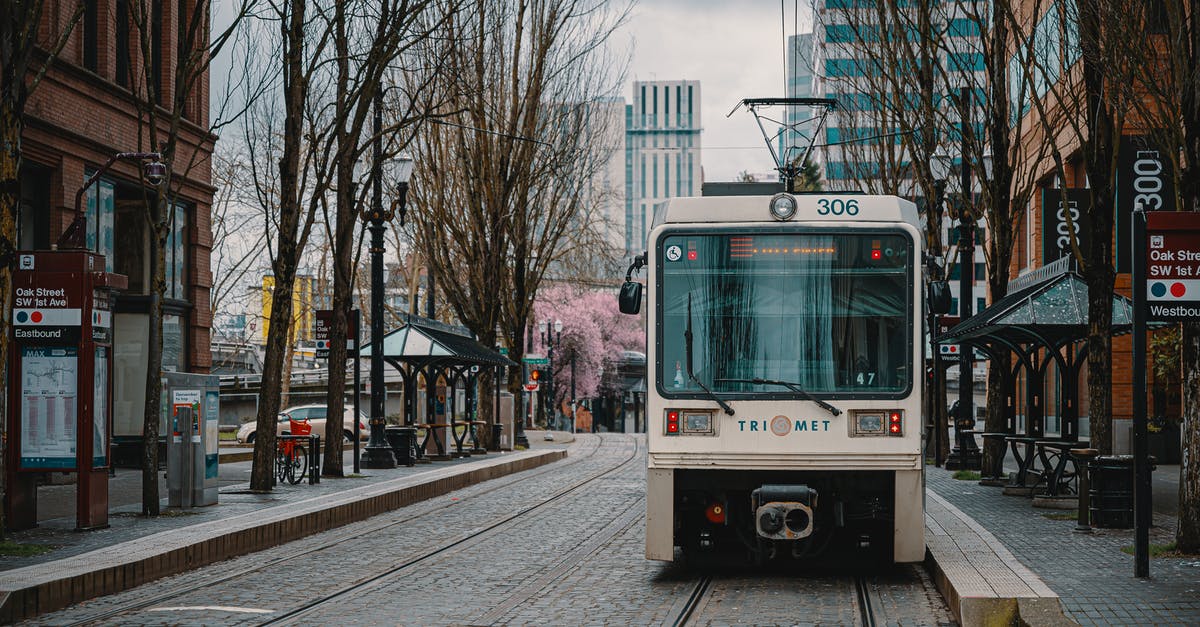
[82,0,99,72]
[676,85,682,124]
[152,0,164,103]
[84,173,115,272]
[166,203,188,301]
[162,312,187,371]
[688,85,693,115]
[640,84,646,116]
[664,158,670,198]
[640,154,646,198]
[116,0,130,87]
[652,155,658,197]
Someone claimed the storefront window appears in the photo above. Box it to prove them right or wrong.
[84,174,115,272]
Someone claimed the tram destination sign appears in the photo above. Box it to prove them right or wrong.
[1146,212,1200,321]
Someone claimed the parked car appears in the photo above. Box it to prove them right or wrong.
[236,404,368,444]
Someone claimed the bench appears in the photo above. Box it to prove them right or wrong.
[1032,439,1088,498]
[1002,436,1040,495]
[420,423,454,461]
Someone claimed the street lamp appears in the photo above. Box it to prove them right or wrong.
[59,152,165,250]
[540,318,562,430]
[360,153,414,469]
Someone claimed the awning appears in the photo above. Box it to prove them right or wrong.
[937,257,1133,347]
[359,314,516,368]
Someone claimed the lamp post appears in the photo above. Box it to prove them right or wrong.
[540,318,562,430]
[946,86,981,471]
[59,152,165,250]
[360,149,414,469]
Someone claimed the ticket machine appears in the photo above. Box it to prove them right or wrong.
[5,251,125,530]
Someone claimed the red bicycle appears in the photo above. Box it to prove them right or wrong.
[275,418,310,484]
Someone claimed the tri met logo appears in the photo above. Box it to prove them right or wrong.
[738,415,831,436]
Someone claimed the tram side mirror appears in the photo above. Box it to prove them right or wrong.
[928,280,952,314]
[619,281,642,315]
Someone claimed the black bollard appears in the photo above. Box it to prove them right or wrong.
[1071,448,1099,533]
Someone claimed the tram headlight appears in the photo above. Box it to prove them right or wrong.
[769,193,797,221]
[664,409,715,435]
[849,410,903,436]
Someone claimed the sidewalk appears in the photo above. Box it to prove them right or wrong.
[927,463,1200,626]
[0,431,573,622]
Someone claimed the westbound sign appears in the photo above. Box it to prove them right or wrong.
[1145,212,1200,321]
[934,316,961,359]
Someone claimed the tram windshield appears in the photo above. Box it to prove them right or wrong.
[658,230,912,397]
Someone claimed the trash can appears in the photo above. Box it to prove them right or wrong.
[385,426,417,467]
[491,423,503,451]
[1089,455,1134,529]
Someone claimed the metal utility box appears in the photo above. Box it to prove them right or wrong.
[498,392,515,450]
[164,372,220,507]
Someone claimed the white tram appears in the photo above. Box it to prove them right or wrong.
[621,193,926,564]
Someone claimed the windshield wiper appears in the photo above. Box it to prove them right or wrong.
[713,377,842,417]
[685,294,735,416]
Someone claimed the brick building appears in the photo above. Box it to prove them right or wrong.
[19,1,215,456]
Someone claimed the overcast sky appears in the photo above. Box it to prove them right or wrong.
[615,0,814,182]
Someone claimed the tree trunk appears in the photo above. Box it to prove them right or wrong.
[0,100,20,539]
[141,196,169,516]
[982,363,1007,477]
[250,279,296,491]
[1178,321,1200,553]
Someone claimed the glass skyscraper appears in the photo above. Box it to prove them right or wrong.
[625,80,702,255]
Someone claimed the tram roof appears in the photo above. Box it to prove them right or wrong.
[653,194,919,228]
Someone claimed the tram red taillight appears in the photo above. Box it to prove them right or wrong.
[705,502,726,524]
[888,411,903,436]
[666,410,680,435]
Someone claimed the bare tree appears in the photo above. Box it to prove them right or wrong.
[408,0,630,444]
[120,0,256,514]
[998,0,1150,455]
[1111,0,1200,554]
[320,0,455,476]
[937,0,1053,476]
[0,0,84,539]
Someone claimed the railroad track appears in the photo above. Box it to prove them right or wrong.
[259,435,643,625]
[50,435,631,627]
[669,571,881,626]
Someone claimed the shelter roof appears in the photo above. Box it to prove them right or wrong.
[937,257,1133,347]
[359,314,516,368]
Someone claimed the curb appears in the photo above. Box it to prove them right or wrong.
[924,490,1078,626]
[0,448,565,623]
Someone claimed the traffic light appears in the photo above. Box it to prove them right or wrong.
[529,368,542,383]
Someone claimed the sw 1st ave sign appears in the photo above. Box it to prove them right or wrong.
[1146,212,1200,321]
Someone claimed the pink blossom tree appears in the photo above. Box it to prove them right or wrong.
[533,284,645,412]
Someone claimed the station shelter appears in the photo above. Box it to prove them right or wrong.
[360,315,515,458]
[936,256,1135,478]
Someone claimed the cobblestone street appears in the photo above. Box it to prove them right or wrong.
[26,434,953,627]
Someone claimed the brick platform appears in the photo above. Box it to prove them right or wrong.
[0,447,565,622]
[925,490,1074,626]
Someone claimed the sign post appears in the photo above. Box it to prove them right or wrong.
[5,251,125,531]
[314,309,360,472]
[1130,149,1187,578]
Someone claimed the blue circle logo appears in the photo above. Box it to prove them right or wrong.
[1151,282,1167,298]
[15,311,27,323]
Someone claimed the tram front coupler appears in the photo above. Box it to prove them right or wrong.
[751,484,817,540]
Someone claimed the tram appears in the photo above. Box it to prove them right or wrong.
[620,192,926,564]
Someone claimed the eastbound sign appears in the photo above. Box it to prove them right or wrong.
[315,309,358,358]
[1146,212,1200,321]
